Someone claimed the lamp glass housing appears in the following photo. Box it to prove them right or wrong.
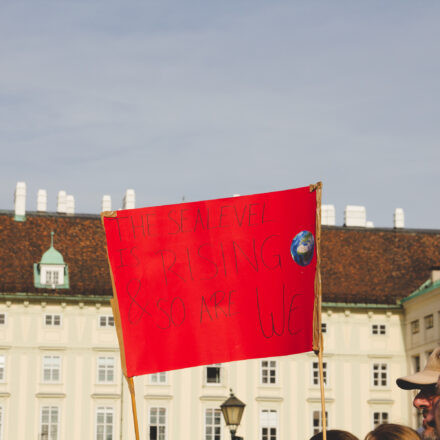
[220,391,246,434]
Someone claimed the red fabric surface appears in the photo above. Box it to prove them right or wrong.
[103,186,317,377]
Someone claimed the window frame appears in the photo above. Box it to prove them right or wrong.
[260,360,277,385]
[260,408,279,440]
[148,371,168,385]
[312,361,328,386]
[42,355,62,383]
[312,410,328,436]
[0,355,5,382]
[41,266,65,287]
[97,356,115,384]
[411,319,420,334]
[0,313,6,326]
[40,405,60,440]
[96,406,114,440]
[44,314,62,327]
[149,372,167,385]
[412,355,421,373]
[149,406,167,440]
[372,411,389,429]
[371,324,386,335]
[99,315,115,328]
[424,314,434,330]
[205,364,222,385]
[204,408,222,440]
[371,363,388,388]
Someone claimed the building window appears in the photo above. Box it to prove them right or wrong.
[0,355,5,381]
[99,316,114,327]
[372,363,388,387]
[206,364,221,384]
[411,320,420,334]
[425,314,434,330]
[0,314,5,325]
[43,355,61,383]
[205,408,222,440]
[260,409,278,440]
[33,232,69,289]
[372,324,386,335]
[312,410,328,435]
[412,355,421,373]
[312,361,328,386]
[97,357,115,383]
[149,372,167,384]
[373,412,389,428]
[45,314,61,326]
[321,323,327,333]
[46,270,60,285]
[149,407,167,440]
[96,407,113,440]
[261,360,277,384]
[40,406,59,440]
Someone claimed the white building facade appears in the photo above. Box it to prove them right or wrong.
[0,187,439,440]
[0,296,426,439]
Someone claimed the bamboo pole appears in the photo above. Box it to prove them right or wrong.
[310,182,326,440]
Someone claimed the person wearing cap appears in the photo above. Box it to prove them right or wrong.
[396,347,440,440]
[435,375,440,437]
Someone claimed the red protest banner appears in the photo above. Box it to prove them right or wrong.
[102,185,319,378]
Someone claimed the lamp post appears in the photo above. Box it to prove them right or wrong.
[220,389,246,440]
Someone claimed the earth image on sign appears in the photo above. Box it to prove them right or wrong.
[290,230,315,266]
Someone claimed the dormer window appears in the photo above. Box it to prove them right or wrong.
[41,266,64,286]
[34,232,69,289]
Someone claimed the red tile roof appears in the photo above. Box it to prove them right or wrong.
[321,226,440,304]
[0,212,439,304]
[0,211,112,296]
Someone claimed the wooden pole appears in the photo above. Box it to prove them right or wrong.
[101,212,140,439]
[127,376,140,440]
[318,335,327,440]
[310,182,326,440]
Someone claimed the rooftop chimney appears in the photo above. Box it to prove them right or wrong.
[57,191,67,214]
[14,181,26,221]
[394,208,404,229]
[37,189,47,212]
[102,195,112,212]
[123,189,135,210]
[431,267,440,284]
[66,195,75,214]
[321,204,335,226]
[344,205,366,227]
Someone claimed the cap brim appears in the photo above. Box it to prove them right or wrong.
[396,370,440,390]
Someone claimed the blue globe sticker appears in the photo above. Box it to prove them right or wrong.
[290,230,315,266]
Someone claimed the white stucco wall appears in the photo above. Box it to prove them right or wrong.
[0,298,424,440]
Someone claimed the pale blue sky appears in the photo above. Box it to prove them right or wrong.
[1,1,439,228]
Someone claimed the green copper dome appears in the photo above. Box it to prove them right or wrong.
[40,232,65,265]
[34,231,69,289]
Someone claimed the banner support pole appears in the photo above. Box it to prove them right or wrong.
[318,337,327,440]
[101,212,140,439]
[310,182,326,440]
[127,376,140,440]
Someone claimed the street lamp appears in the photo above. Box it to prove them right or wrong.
[220,389,246,440]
